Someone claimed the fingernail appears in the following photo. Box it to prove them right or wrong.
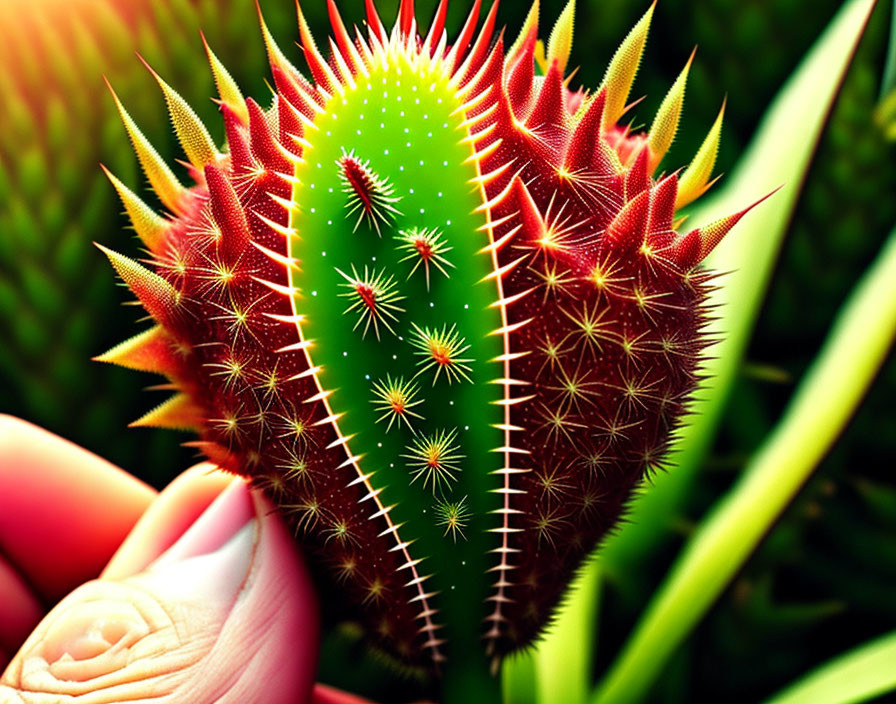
[150,479,255,569]
[153,479,254,566]
[140,481,258,602]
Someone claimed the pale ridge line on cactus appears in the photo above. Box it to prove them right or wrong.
[273,8,449,660]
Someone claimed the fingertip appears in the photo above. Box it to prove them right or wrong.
[102,463,237,580]
[0,416,156,601]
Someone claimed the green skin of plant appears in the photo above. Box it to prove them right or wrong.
[292,64,503,692]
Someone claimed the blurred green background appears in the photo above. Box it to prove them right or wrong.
[1,0,894,701]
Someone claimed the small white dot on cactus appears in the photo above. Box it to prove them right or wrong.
[382,77,387,84]
[360,113,365,119]
[443,123,448,128]
[310,183,315,189]
[400,111,406,117]
[415,99,421,104]
[384,149,390,155]
[327,220,332,225]
[404,127,410,133]
[377,442,382,447]
[380,123,385,129]
[465,425,469,431]
[328,188,334,193]
[310,207,316,213]
[317,163,322,169]
[343,351,348,357]
[406,142,411,148]
[420,208,425,214]
[322,251,327,257]
[399,166,405,171]
[326,131,332,136]
[342,99,347,105]
[451,585,455,590]
[412,85,417,92]
[443,161,449,167]
[450,401,454,406]
[462,561,466,566]
[423,114,429,120]
[312,291,318,296]
[356,130,362,135]
[365,374,370,380]
[447,220,452,226]
[428,132,433,138]
[390,463,394,467]
[409,188,415,194]
[429,302,434,308]
[363,98,368,105]
[392,354,397,360]
[464,304,469,310]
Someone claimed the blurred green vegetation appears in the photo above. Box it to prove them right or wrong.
[0,1,894,702]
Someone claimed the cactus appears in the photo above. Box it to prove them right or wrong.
[98,0,764,692]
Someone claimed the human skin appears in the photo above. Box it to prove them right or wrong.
[0,415,373,703]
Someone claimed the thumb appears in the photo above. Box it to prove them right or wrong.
[1,476,319,704]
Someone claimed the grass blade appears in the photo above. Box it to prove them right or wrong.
[763,630,896,704]
[597,0,877,592]
[592,224,896,704]
[502,560,601,704]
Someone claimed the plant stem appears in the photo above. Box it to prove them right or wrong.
[441,651,503,704]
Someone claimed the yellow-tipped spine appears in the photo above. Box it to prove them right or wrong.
[202,31,249,125]
[101,164,169,254]
[105,77,187,215]
[676,99,725,210]
[601,1,655,131]
[647,48,695,173]
[546,0,575,75]
[139,55,220,170]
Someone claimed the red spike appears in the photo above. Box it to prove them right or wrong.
[327,0,356,66]
[423,0,449,55]
[399,0,415,37]
[247,98,291,172]
[271,65,319,121]
[460,0,501,81]
[527,60,565,131]
[506,28,537,121]
[625,147,650,201]
[647,174,679,248]
[448,0,482,72]
[278,95,306,156]
[565,89,606,173]
[296,0,337,94]
[511,176,545,238]
[606,188,650,250]
[205,164,251,264]
[461,29,505,97]
[365,0,388,43]
[673,188,779,267]
[222,103,255,172]
[669,229,701,270]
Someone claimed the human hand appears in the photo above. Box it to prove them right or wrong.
[0,415,371,703]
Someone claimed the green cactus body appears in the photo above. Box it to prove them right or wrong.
[97,0,763,689]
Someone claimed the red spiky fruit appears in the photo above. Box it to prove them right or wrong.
[98,0,767,683]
